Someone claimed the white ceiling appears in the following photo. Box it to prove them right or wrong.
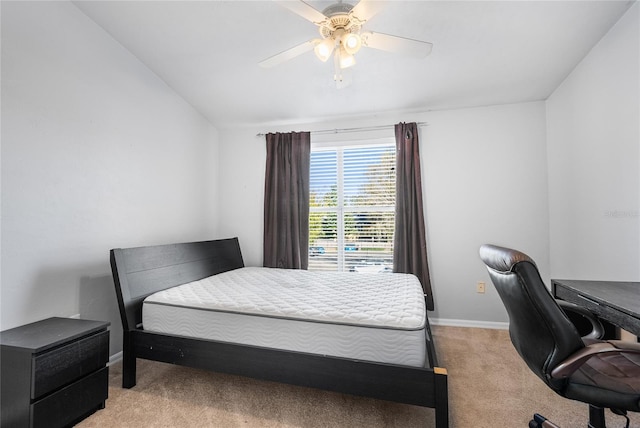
[73,0,633,129]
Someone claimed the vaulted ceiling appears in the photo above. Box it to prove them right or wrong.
[74,1,633,129]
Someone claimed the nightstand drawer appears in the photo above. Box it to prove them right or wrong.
[33,330,109,399]
[31,366,108,428]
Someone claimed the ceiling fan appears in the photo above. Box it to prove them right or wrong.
[259,0,433,88]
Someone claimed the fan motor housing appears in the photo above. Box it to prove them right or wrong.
[318,3,362,39]
[322,2,354,16]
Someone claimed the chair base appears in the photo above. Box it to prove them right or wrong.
[530,408,605,428]
[588,405,606,428]
[529,414,561,428]
[532,406,630,428]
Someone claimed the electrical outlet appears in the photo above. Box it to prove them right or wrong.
[476,282,486,294]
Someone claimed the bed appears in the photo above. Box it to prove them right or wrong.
[110,237,448,427]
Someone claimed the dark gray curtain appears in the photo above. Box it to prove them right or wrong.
[263,131,311,269]
[393,122,434,310]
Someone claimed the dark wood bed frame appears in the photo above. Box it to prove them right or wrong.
[110,237,449,427]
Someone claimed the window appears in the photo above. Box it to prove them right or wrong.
[309,141,396,273]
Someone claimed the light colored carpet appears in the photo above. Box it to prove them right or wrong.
[77,326,639,427]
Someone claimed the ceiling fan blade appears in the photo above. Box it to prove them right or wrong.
[361,31,433,57]
[350,0,385,22]
[259,40,316,68]
[274,0,327,24]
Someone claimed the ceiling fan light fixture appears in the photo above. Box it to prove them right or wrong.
[342,32,362,55]
[338,46,356,69]
[314,37,335,62]
[262,0,434,87]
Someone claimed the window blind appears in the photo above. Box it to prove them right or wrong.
[309,143,396,273]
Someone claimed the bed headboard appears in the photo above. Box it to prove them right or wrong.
[110,237,244,332]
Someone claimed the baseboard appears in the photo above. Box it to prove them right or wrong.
[109,351,123,366]
[430,317,508,330]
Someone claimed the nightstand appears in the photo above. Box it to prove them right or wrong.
[0,317,110,428]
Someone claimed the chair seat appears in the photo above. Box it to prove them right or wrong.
[566,350,640,412]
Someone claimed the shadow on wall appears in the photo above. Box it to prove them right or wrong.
[80,274,123,358]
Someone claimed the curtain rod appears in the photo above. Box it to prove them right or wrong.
[256,122,428,137]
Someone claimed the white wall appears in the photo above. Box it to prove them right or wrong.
[547,2,639,281]
[1,1,219,354]
[3,0,635,341]
[423,103,549,323]
[219,101,549,324]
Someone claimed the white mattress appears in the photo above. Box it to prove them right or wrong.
[143,267,428,367]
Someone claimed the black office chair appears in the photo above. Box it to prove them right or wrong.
[479,244,640,428]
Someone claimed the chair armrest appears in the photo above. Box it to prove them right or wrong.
[551,340,640,379]
[556,299,605,340]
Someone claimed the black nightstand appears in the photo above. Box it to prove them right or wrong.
[0,317,110,428]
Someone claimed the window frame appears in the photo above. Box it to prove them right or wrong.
[309,137,396,272]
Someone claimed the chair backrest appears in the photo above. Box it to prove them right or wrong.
[479,244,585,392]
